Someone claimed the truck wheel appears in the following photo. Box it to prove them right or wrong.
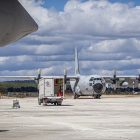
[43,100,47,106]
[41,99,43,103]
[38,98,41,105]
[57,102,62,106]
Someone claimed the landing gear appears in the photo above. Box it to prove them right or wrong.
[74,93,79,99]
[94,94,101,99]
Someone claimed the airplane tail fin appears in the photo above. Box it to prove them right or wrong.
[75,47,80,75]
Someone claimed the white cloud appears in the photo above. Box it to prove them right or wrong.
[1,0,140,77]
[19,0,140,37]
[88,38,140,53]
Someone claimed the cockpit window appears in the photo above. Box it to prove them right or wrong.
[94,78,101,80]
[89,77,94,81]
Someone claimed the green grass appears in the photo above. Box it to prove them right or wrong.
[0,82,37,89]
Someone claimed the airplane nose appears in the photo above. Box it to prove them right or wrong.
[93,83,103,93]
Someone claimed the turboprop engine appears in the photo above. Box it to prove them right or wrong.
[120,81,128,87]
[105,69,125,90]
[122,82,128,87]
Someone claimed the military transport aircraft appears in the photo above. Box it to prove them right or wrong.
[69,47,131,99]
[0,0,38,47]
[0,47,140,99]
[69,47,140,99]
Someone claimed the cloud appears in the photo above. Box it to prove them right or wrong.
[0,0,140,77]
[19,0,140,38]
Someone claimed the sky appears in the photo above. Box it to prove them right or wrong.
[42,0,140,11]
[1,0,140,77]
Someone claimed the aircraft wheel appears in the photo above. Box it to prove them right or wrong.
[74,94,76,99]
[74,94,78,99]
[94,95,97,99]
[94,95,98,99]
[94,94,101,99]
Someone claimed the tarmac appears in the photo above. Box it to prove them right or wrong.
[0,96,140,140]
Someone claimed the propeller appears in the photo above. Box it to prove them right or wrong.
[105,69,125,90]
[130,69,140,82]
[120,80,125,86]
[64,69,67,90]
[130,69,140,89]
[35,69,41,84]
[110,69,119,90]
[136,69,140,83]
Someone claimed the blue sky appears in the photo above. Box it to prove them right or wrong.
[1,0,140,77]
[42,0,140,11]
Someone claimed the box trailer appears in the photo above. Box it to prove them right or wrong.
[38,77,65,106]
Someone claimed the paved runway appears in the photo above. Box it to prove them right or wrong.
[0,97,140,140]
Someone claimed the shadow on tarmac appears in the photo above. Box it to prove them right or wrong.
[0,130,9,133]
[42,105,74,107]
[77,98,94,99]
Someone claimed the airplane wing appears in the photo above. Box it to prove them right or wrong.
[101,69,140,90]
[0,76,65,80]
[0,0,38,47]
[66,76,79,80]
[0,76,36,80]
[103,75,137,81]
[102,69,139,80]
[0,75,79,80]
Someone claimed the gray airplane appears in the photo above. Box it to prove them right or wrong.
[70,47,107,99]
[69,47,138,99]
[0,0,38,47]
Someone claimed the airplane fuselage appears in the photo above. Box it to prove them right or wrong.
[70,75,106,99]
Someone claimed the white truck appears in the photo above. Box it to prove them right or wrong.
[38,77,65,106]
